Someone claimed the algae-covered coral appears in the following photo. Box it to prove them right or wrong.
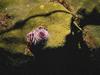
[0,0,72,54]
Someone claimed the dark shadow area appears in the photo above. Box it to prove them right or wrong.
[77,7,100,27]
[0,47,36,75]
[0,10,70,35]
[67,7,100,75]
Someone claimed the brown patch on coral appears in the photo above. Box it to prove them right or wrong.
[83,26,98,49]
[0,12,13,30]
[50,0,74,12]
